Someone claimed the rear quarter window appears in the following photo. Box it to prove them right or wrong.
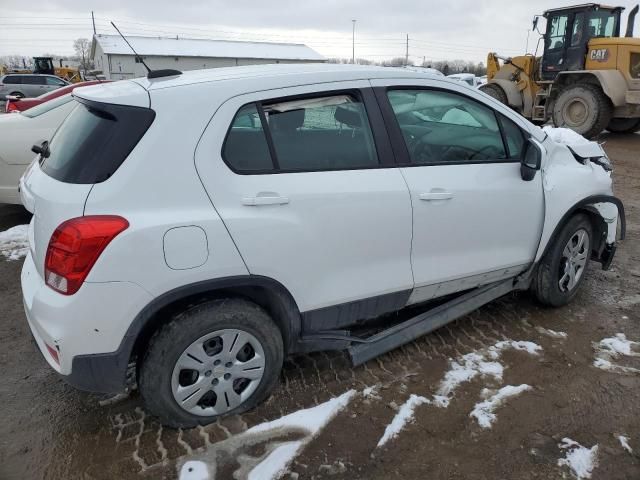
[2,75,22,85]
[40,98,155,184]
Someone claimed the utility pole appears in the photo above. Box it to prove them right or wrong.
[525,29,530,53]
[405,34,409,66]
[91,11,96,35]
[352,19,356,64]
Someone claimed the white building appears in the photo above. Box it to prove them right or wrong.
[90,34,325,80]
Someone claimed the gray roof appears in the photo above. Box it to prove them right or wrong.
[91,34,325,61]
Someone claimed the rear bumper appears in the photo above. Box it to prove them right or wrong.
[21,251,153,393]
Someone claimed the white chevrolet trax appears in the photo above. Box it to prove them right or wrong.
[19,64,625,427]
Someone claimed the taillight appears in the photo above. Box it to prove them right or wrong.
[45,216,129,295]
[6,101,18,113]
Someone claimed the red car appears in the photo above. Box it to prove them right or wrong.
[5,80,111,113]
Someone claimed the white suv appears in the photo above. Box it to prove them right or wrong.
[20,64,625,427]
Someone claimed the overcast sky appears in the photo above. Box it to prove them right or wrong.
[2,0,639,63]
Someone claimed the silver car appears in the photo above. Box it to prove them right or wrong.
[0,74,69,99]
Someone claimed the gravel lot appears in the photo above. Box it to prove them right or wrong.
[1,133,639,480]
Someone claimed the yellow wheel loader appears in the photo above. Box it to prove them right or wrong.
[481,3,640,138]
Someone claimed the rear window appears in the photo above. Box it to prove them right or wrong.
[40,98,155,184]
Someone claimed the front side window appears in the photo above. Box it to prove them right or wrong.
[222,92,379,173]
[548,14,569,50]
[45,76,66,86]
[498,113,526,159]
[387,89,507,165]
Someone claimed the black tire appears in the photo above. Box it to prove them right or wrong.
[9,91,24,98]
[532,214,593,307]
[480,83,509,105]
[139,297,284,428]
[551,83,612,139]
[607,117,640,134]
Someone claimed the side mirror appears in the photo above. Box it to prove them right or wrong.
[31,141,49,158]
[532,16,539,32]
[521,139,542,181]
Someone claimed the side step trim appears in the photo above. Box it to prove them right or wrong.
[348,279,515,366]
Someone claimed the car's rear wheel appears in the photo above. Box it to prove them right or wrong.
[532,214,592,307]
[139,297,283,428]
[8,91,24,98]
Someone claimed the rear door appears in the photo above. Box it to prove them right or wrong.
[194,82,414,316]
[22,76,47,97]
[371,78,544,303]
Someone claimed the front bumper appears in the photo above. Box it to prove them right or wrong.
[21,251,153,392]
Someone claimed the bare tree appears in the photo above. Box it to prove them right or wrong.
[73,38,93,70]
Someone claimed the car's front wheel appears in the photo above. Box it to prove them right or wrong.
[139,298,283,428]
[532,214,593,307]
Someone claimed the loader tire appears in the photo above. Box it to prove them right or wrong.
[552,83,612,139]
[479,83,509,106]
[607,117,640,134]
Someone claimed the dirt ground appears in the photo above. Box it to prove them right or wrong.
[1,133,639,480]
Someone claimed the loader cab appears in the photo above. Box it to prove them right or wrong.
[33,57,55,76]
[541,4,623,80]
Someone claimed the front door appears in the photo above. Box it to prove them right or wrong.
[194,82,414,315]
[372,79,544,303]
[542,12,571,80]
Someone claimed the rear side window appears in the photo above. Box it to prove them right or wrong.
[222,92,379,173]
[23,76,45,85]
[40,99,155,184]
[223,104,274,172]
[3,75,21,85]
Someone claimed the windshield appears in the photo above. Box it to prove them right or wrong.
[22,94,74,118]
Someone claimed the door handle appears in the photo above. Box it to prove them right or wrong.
[242,194,290,206]
[419,191,454,201]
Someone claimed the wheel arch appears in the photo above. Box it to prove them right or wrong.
[130,276,302,369]
[553,71,627,107]
[537,195,625,268]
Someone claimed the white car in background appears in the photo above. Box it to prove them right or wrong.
[447,73,484,88]
[0,94,76,204]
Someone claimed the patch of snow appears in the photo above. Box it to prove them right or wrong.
[363,385,380,399]
[470,384,532,428]
[376,394,430,447]
[247,389,356,437]
[597,334,640,357]
[489,340,542,358]
[0,225,29,261]
[557,438,598,479]
[535,326,568,339]
[435,340,541,407]
[179,461,210,480]
[618,435,633,454]
[593,334,640,374]
[178,390,356,480]
[543,126,591,145]
[248,441,304,480]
